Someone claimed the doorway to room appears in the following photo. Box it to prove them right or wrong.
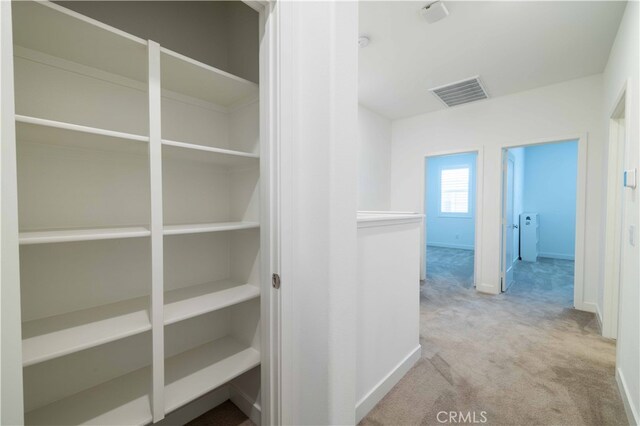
[501,140,580,307]
[424,152,478,289]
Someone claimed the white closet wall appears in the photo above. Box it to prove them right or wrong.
[11,1,264,424]
[55,1,259,84]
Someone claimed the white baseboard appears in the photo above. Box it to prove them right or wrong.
[427,242,474,250]
[156,386,230,425]
[595,303,603,334]
[538,252,575,260]
[476,282,499,295]
[575,301,597,313]
[617,367,639,426]
[230,384,262,426]
[356,345,421,423]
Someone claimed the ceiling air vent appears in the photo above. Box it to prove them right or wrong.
[429,76,488,107]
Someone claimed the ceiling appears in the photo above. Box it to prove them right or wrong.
[359,1,627,120]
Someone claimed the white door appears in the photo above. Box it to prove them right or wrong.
[502,152,516,291]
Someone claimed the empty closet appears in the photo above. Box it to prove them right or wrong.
[2,1,270,424]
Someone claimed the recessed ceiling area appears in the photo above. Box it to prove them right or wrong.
[359,1,627,119]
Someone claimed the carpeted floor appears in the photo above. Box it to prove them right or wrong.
[361,246,627,426]
[511,256,576,307]
[425,246,475,289]
[186,400,253,426]
[190,247,626,426]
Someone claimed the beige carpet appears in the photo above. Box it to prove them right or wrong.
[189,248,627,426]
[361,247,628,426]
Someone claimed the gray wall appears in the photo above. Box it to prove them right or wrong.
[56,1,259,83]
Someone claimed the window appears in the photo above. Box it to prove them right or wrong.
[440,167,470,214]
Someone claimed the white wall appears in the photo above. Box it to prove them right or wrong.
[391,74,604,303]
[358,105,391,210]
[226,1,259,84]
[278,2,359,424]
[602,2,639,423]
[56,1,259,83]
[356,216,421,421]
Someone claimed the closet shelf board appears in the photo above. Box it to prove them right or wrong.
[19,226,151,245]
[162,139,259,167]
[164,336,261,414]
[16,115,149,154]
[22,297,151,367]
[161,47,258,107]
[12,0,147,82]
[24,336,259,424]
[163,222,260,236]
[165,280,260,326]
[24,366,152,426]
[22,280,260,367]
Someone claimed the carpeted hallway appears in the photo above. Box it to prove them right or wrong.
[360,246,627,426]
[192,247,626,426]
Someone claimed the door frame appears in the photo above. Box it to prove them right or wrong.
[602,80,629,339]
[244,1,282,424]
[421,148,484,290]
[499,134,588,312]
[501,151,517,291]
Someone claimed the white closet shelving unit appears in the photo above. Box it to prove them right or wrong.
[10,1,265,424]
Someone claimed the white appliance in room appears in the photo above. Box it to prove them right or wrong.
[520,212,539,262]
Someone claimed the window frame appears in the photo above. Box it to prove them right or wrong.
[438,164,473,218]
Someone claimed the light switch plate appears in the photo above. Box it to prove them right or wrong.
[624,169,637,188]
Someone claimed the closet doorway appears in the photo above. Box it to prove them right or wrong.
[0,1,280,424]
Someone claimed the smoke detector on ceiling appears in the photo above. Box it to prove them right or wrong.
[420,2,449,24]
[358,36,370,48]
[429,76,489,108]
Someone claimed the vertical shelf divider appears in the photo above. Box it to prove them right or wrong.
[1,2,25,424]
[148,39,165,422]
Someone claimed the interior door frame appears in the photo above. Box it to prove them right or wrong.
[602,80,629,339]
[501,151,516,291]
[421,148,484,290]
[499,134,589,312]
[243,1,280,423]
